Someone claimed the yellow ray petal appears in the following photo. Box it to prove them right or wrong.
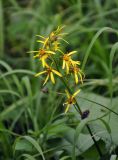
[43,37,49,48]
[72,89,81,98]
[37,40,44,43]
[27,51,39,53]
[52,69,62,77]
[78,72,83,84]
[65,104,70,113]
[75,61,81,65]
[58,33,68,36]
[63,101,68,105]
[65,63,69,74]
[68,51,77,56]
[36,35,45,39]
[74,73,79,84]
[57,49,64,54]
[62,60,65,69]
[46,51,55,54]
[65,90,70,98]
[33,54,39,58]
[59,37,69,44]
[35,71,47,77]
[43,75,49,85]
[50,72,55,84]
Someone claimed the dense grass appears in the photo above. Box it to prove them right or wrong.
[0,0,118,160]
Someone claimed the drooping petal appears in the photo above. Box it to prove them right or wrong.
[65,90,70,98]
[74,72,79,84]
[72,89,81,98]
[59,38,69,44]
[57,49,64,54]
[41,57,46,67]
[65,62,69,74]
[78,72,83,84]
[52,69,62,77]
[62,60,65,69]
[35,71,47,77]
[50,72,55,84]
[65,104,70,113]
[43,74,49,85]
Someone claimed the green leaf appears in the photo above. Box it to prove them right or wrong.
[21,154,36,160]
[23,136,45,160]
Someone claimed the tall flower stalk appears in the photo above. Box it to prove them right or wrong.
[29,26,102,158]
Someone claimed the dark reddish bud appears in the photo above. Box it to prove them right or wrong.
[81,110,90,119]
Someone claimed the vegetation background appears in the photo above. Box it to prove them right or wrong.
[0,0,118,159]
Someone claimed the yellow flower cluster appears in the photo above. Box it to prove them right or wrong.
[30,26,85,113]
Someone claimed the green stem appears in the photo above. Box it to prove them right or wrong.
[54,59,103,158]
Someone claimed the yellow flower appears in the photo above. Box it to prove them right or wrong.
[29,49,55,67]
[62,51,80,74]
[51,41,62,52]
[49,26,68,43]
[35,64,62,85]
[70,65,85,84]
[64,89,81,113]
[36,35,50,49]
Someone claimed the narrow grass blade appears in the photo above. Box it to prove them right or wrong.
[23,136,45,160]
[0,0,4,58]
[82,27,118,70]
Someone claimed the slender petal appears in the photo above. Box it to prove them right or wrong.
[33,54,39,58]
[59,38,69,44]
[35,71,47,77]
[37,40,44,43]
[43,37,49,48]
[50,72,55,84]
[66,63,69,74]
[62,60,65,69]
[78,72,83,84]
[36,35,45,39]
[65,90,70,98]
[28,51,39,53]
[72,89,81,98]
[46,51,55,54]
[52,69,62,77]
[43,75,49,85]
[65,104,70,113]
[58,33,68,36]
[63,101,68,105]
[74,72,79,84]
[68,51,77,56]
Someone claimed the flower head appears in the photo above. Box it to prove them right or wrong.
[64,89,81,113]
[62,51,80,74]
[35,64,62,85]
[29,49,55,67]
[70,65,85,84]
[36,35,50,49]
